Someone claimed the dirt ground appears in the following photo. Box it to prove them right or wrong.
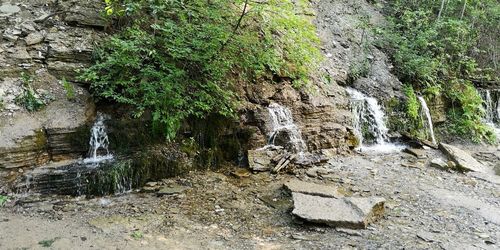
[1,144,499,250]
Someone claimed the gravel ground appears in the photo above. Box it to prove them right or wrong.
[1,145,499,249]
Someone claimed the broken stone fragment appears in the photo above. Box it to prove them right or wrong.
[430,158,449,169]
[247,147,283,172]
[291,193,385,229]
[0,4,21,16]
[157,186,189,196]
[439,143,491,173]
[25,32,45,46]
[403,147,427,159]
[284,179,343,198]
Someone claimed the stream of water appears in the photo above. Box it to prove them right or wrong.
[479,89,500,136]
[417,96,437,144]
[346,88,404,153]
[267,103,307,152]
[83,113,113,164]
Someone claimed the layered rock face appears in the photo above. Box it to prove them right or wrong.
[240,0,407,153]
[1,0,403,172]
[0,0,104,169]
[314,0,403,103]
[239,81,356,154]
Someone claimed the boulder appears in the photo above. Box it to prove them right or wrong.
[292,193,385,229]
[284,180,343,198]
[439,143,491,173]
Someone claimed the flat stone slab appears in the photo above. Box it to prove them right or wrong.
[284,180,343,198]
[439,143,491,173]
[292,193,385,229]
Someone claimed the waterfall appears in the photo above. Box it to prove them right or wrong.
[266,103,307,152]
[346,88,389,145]
[479,89,500,135]
[480,89,500,124]
[83,113,113,164]
[346,88,403,152]
[417,96,437,144]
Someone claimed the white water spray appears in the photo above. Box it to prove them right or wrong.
[479,89,500,136]
[267,103,307,152]
[84,113,113,164]
[347,88,403,153]
[417,96,437,144]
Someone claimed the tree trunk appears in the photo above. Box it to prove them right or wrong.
[437,0,446,20]
[460,0,467,19]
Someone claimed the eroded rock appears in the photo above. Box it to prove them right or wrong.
[292,193,385,229]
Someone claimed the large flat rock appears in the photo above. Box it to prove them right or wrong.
[439,143,491,173]
[292,193,385,229]
[284,179,343,198]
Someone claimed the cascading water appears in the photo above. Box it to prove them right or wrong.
[346,88,403,152]
[266,103,307,152]
[479,89,500,135]
[417,96,437,144]
[83,113,113,164]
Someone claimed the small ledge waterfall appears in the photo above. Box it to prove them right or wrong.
[417,96,437,144]
[266,103,307,152]
[479,89,500,135]
[83,113,113,164]
[346,88,402,152]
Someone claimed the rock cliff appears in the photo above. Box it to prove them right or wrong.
[0,0,405,171]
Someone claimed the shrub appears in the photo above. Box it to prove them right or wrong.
[81,0,321,140]
[15,73,50,112]
[447,81,496,143]
[403,84,423,137]
[378,0,499,142]
[61,78,76,101]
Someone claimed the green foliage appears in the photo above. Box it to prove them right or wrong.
[38,238,59,248]
[447,81,496,143]
[423,85,441,99]
[61,78,76,101]
[403,85,420,121]
[0,95,4,110]
[401,84,426,138]
[349,59,370,82]
[378,0,499,142]
[81,0,321,140]
[15,73,50,112]
[0,195,8,206]
[131,231,144,239]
